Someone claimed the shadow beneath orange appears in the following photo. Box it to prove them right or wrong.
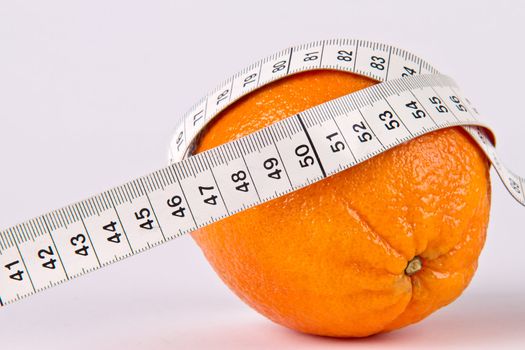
[142,292,525,349]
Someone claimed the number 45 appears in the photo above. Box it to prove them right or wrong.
[135,208,154,230]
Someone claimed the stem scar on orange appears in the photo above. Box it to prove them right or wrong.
[191,70,491,337]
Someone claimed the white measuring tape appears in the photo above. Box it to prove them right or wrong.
[1,39,523,308]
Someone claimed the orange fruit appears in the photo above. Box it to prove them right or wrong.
[191,70,491,337]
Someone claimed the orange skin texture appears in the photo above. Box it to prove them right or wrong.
[191,70,491,337]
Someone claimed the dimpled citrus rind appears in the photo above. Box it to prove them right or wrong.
[192,70,491,337]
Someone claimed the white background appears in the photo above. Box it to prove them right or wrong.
[1,1,524,349]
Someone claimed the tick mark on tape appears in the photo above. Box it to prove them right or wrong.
[286,48,293,75]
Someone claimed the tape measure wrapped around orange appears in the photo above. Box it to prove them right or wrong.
[192,70,491,337]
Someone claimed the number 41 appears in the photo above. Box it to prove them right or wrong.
[5,260,24,281]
